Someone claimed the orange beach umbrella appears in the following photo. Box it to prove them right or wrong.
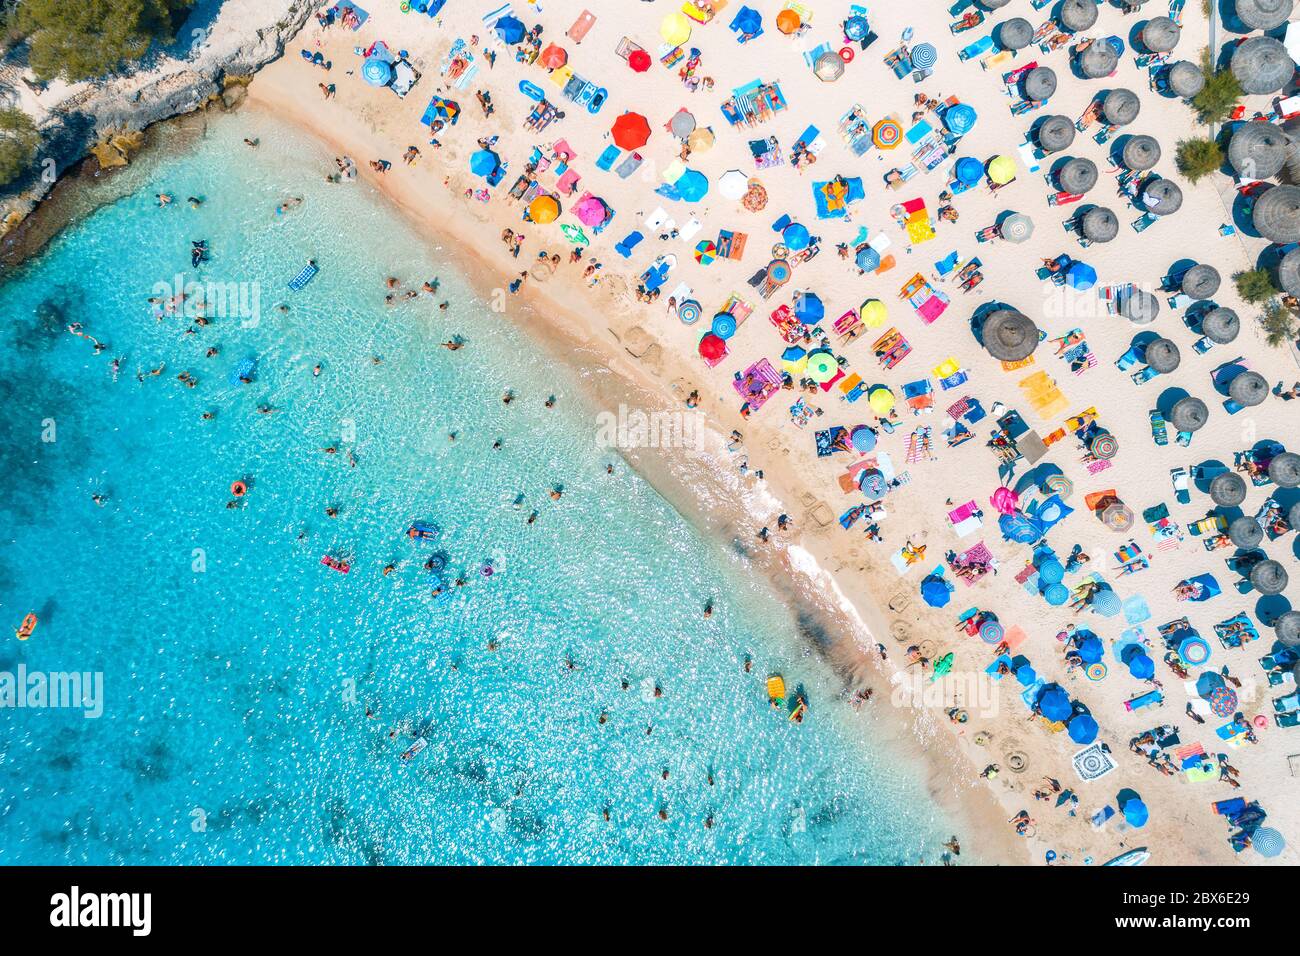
[611,112,652,150]
[539,44,568,69]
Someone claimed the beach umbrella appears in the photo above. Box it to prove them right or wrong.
[1179,635,1211,666]
[1091,588,1122,616]
[628,49,652,72]
[1228,516,1264,548]
[1067,261,1098,290]
[766,259,790,285]
[911,43,938,70]
[362,57,394,86]
[693,240,717,265]
[573,196,609,226]
[675,169,708,202]
[1038,115,1076,153]
[527,195,559,223]
[1128,651,1155,680]
[1250,559,1289,594]
[1044,474,1074,497]
[981,620,1006,644]
[1208,686,1239,716]
[1269,451,1300,487]
[1081,206,1119,242]
[783,222,811,251]
[744,181,770,211]
[1103,89,1141,127]
[1229,121,1289,180]
[844,15,870,41]
[495,15,526,44]
[1061,0,1099,32]
[660,12,692,45]
[1078,636,1105,664]
[1169,397,1209,432]
[1145,337,1180,373]
[856,246,881,271]
[921,576,952,608]
[719,170,749,200]
[539,44,568,69]
[1210,471,1248,506]
[1068,713,1099,745]
[794,290,824,324]
[1143,178,1183,216]
[1252,184,1300,242]
[776,8,802,33]
[980,0,1012,7]
[1000,513,1040,543]
[1279,248,1300,297]
[850,425,876,453]
[988,155,1017,185]
[806,351,838,383]
[1122,135,1162,171]
[1274,610,1300,647]
[1122,798,1149,828]
[1038,687,1072,721]
[734,7,762,35]
[1000,212,1035,243]
[815,51,846,82]
[1080,42,1119,79]
[1023,66,1057,101]
[469,148,500,176]
[711,312,737,339]
[1090,432,1120,460]
[687,127,715,153]
[698,332,726,361]
[781,345,808,373]
[956,156,985,185]
[669,110,696,139]
[1236,0,1294,31]
[1121,289,1160,324]
[945,103,978,136]
[1291,500,1300,532]
[861,299,888,327]
[1202,307,1241,344]
[982,308,1040,362]
[872,119,903,149]
[1252,827,1286,858]
[1232,36,1295,94]
[678,299,702,325]
[1167,59,1205,98]
[1181,264,1221,300]
[1039,559,1065,584]
[999,17,1034,51]
[868,387,895,415]
[1197,670,1226,698]
[1141,16,1180,53]
[611,112,652,150]
[1229,370,1269,407]
[1016,665,1038,686]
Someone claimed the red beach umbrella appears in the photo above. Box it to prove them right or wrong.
[698,333,727,361]
[539,44,568,69]
[611,112,652,149]
[628,49,652,73]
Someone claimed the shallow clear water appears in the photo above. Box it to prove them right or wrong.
[0,114,957,864]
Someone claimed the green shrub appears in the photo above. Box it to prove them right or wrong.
[1175,137,1224,183]
[0,107,39,187]
[1234,267,1280,305]
[20,0,195,83]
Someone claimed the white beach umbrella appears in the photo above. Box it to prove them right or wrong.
[719,170,749,200]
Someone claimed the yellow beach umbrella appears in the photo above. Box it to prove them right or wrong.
[687,127,715,153]
[661,12,692,45]
[868,386,895,415]
[861,299,887,328]
[528,195,560,223]
[988,155,1017,185]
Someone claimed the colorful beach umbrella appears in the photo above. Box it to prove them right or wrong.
[573,195,608,226]
[783,222,811,251]
[855,246,881,271]
[678,299,702,324]
[719,169,749,200]
[611,112,652,150]
[979,620,1005,644]
[1178,635,1211,666]
[776,9,801,34]
[988,155,1017,185]
[806,351,838,383]
[527,195,560,223]
[793,290,824,323]
[860,299,887,327]
[694,240,717,264]
[767,259,791,285]
[675,169,709,202]
[910,43,938,69]
[781,345,808,374]
[844,15,869,41]
[698,332,726,361]
[944,103,977,135]
[868,387,895,415]
[872,119,903,149]
[539,44,568,69]
[628,49,652,72]
[660,12,692,45]
[711,312,737,339]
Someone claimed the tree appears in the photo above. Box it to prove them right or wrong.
[1191,62,1242,125]
[1175,137,1224,183]
[19,0,195,83]
[1261,301,1299,348]
[0,107,39,187]
[1234,267,1280,305]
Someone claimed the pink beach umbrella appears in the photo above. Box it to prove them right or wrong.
[990,486,1020,515]
[574,196,608,226]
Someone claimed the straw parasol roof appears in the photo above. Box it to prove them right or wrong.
[983,309,1040,361]
[1278,248,1300,295]
[1181,264,1221,299]
[1250,559,1289,595]
[1142,178,1183,215]
[999,17,1034,50]
[1229,516,1265,549]
[1229,370,1269,406]
[1145,337,1180,372]
[1167,60,1205,98]
[1122,134,1161,170]
[1235,0,1295,32]
[1038,115,1076,152]
[1024,67,1057,101]
[980,0,1012,6]
[1081,206,1119,242]
[1291,502,1300,534]
[1202,307,1241,343]
[1122,289,1161,324]
[1232,36,1295,95]
[1080,42,1119,79]
[1251,184,1300,242]
[1210,471,1248,506]
[1169,396,1209,432]
[1060,0,1100,32]
[1228,120,1290,179]
[1141,16,1181,53]
[1059,157,1099,194]
[1276,610,1300,647]
[1103,89,1141,126]
[1269,450,1300,487]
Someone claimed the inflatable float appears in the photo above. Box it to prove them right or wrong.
[400,737,428,762]
[407,521,441,540]
[15,613,37,641]
[766,674,786,709]
[321,555,351,574]
[288,261,319,291]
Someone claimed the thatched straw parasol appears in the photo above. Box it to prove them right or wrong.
[1060,0,1100,32]
[1229,370,1269,406]
[1142,178,1183,215]
[1291,502,1300,534]
[1122,289,1161,324]
[982,309,1041,361]
[1181,264,1221,300]
[1228,120,1290,179]
[1235,0,1294,32]
[1169,396,1209,432]
[1251,184,1300,242]
[1167,60,1205,98]
[1081,206,1119,242]
[1059,157,1099,194]
[979,0,1011,7]
[1079,42,1119,79]
[1102,89,1141,126]
[1145,337,1180,372]
[1038,115,1076,152]
[999,17,1034,51]
[1250,559,1289,595]
[1232,36,1295,95]
[1269,450,1300,487]
[1122,134,1162,170]
[1229,516,1265,548]
[1202,307,1241,344]
[1141,17,1181,53]
[1209,471,1247,506]
[1024,67,1058,101]
[1275,610,1300,648]
[1279,248,1300,296]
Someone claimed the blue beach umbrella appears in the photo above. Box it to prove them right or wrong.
[470,149,499,176]
[676,169,709,202]
[1038,686,1072,721]
[711,312,737,339]
[1252,827,1285,858]
[1127,652,1155,680]
[1038,558,1065,585]
[955,157,984,185]
[1090,588,1122,616]
[1068,713,1099,744]
[945,103,977,135]
[844,15,869,41]
[794,291,824,324]
[735,7,762,35]
[1016,665,1038,686]
[1044,582,1070,606]
[495,15,526,44]
[782,222,811,251]
[1123,798,1149,828]
[921,576,952,608]
[910,43,938,69]
[1066,261,1097,290]
[999,512,1039,543]
[855,246,881,271]
[362,57,394,86]
[1078,636,1104,664]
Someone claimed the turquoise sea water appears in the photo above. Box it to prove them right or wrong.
[0,114,958,864]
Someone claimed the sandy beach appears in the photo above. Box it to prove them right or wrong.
[239,0,1300,866]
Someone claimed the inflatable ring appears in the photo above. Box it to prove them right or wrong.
[230,481,247,497]
[1253,714,1268,729]
[1086,662,1107,681]
[839,47,854,63]
[400,1,411,11]
[481,563,495,577]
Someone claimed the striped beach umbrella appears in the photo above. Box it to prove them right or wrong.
[1090,432,1119,460]
[1252,827,1285,858]
[1090,588,1122,616]
[677,299,702,324]
[1086,662,1107,681]
[910,43,938,70]
[694,240,717,264]
[873,119,903,149]
[1044,583,1070,606]
[979,620,1005,643]
[711,312,737,339]
[767,259,791,285]
[1044,474,1073,497]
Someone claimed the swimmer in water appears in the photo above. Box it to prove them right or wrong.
[544,395,555,408]
[526,511,537,525]
[549,487,563,501]
[325,506,338,518]
[703,601,713,619]
[157,193,173,207]
[502,390,514,405]
[92,493,107,507]
[313,363,322,377]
